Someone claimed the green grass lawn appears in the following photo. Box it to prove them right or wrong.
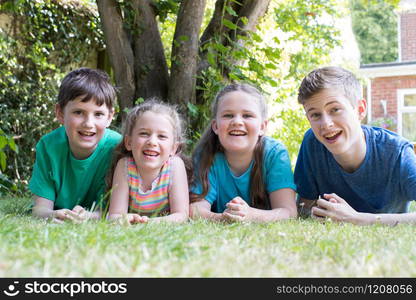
[1,197,415,277]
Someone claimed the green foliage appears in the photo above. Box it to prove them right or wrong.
[370,115,397,131]
[350,0,399,64]
[271,108,310,166]
[190,0,341,157]
[274,0,342,81]
[0,129,18,195]
[0,0,103,193]
[270,0,342,162]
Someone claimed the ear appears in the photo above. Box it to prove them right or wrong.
[106,109,115,128]
[211,119,218,135]
[259,120,268,136]
[357,98,367,121]
[124,135,132,151]
[55,104,64,124]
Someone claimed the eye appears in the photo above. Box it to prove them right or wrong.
[139,132,149,137]
[223,113,233,118]
[309,112,321,120]
[73,110,83,115]
[330,107,341,114]
[95,112,105,117]
[243,113,254,118]
[158,134,168,140]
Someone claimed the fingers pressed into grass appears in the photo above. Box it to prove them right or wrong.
[223,211,244,222]
[312,206,330,218]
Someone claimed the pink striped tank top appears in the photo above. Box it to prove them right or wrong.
[126,156,171,216]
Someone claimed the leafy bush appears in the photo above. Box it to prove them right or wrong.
[0,0,103,193]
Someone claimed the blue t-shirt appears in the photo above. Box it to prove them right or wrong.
[191,136,296,213]
[294,126,416,213]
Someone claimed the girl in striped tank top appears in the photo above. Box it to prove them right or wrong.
[108,99,189,224]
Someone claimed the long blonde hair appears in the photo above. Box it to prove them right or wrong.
[191,83,269,209]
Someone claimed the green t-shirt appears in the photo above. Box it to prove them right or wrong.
[29,126,122,210]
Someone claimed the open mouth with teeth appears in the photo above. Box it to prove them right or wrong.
[143,150,159,157]
[79,131,95,137]
[229,130,246,136]
[324,130,342,141]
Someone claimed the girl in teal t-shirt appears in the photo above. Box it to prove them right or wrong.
[190,83,297,222]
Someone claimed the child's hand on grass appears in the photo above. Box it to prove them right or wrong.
[223,197,250,222]
[112,213,149,226]
[52,208,84,224]
[312,193,363,224]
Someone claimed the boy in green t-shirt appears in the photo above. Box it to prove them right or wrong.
[29,68,122,223]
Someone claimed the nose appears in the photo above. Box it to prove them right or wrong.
[320,114,334,129]
[146,134,157,146]
[231,114,244,126]
[82,114,94,128]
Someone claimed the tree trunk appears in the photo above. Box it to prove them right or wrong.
[168,0,207,106]
[97,0,271,120]
[131,0,169,101]
[96,0,135,112]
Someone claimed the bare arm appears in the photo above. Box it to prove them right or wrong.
[312,193,416,226]
[224,188,297,222]
[150,156,189,223]
[32,196,97,223]
[107,158,131,221]
[190,198,225,222]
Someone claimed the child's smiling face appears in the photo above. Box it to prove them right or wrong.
[303,88,367,159]
[56,97,113,159]
[125,111,177,173]
[212,91,267,156]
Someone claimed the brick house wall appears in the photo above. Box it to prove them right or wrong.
[360,7,416,143]
[401,12,416,61]
[371,75,416,119]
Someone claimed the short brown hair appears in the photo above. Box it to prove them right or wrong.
[298,66,362,106]
[57,68,116,110]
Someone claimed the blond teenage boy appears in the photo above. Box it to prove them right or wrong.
[30,68,121,223]
[294,66,416,225]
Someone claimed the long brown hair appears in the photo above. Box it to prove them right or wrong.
[191,83,269,209]
[106,98,191,189]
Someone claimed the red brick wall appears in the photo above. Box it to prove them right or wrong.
[371,75,416,119]
[401,12,416,61]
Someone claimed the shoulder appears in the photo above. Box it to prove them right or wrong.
[36,127,68,152]
[115,157,129,175]
[262,136,290,158]
[363,125,412,152]
[37,127,66,145]
[170,155,186,170]
[96,129,122,153]
[301,128,318,145]
[262,136,287,151]
[117,156,129,167]
[102,128,122,146]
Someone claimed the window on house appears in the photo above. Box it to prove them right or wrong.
[398,89,416,142]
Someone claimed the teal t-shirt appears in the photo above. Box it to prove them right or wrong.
[191,136,296,212]
[29,126,122,210]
